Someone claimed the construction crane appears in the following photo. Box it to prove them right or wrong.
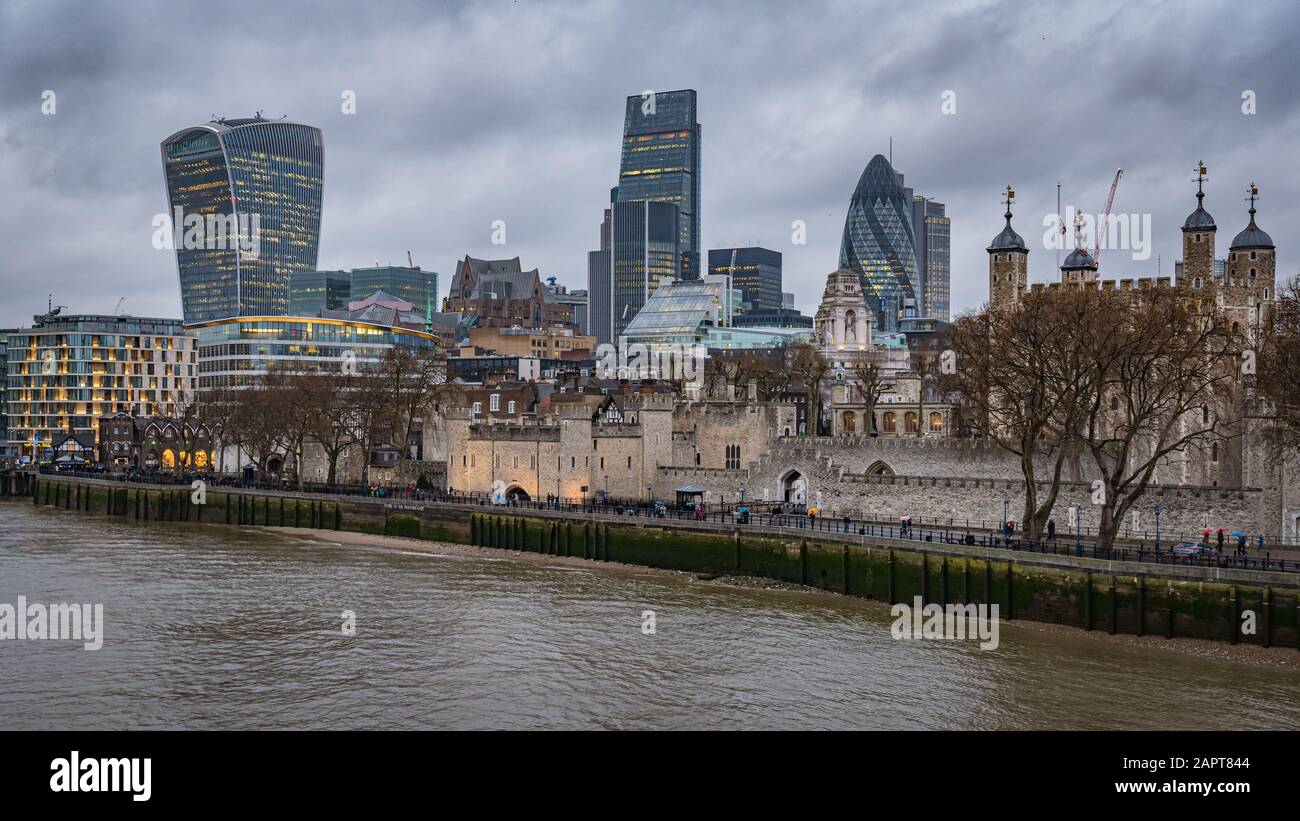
[113,297,127,316]
[1091,168,1123,267]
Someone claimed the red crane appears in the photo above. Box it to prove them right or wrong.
[1091,168,1123,267]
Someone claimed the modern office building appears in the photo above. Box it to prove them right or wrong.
[160,115,324,324]
[705,326,813,351]
[616,89,700,280]
[839,154,919,332]
[350,266,439,313]
[707,247,782,313]
[731,307,814,329]
[912,197,951,321]
[620,278,729,347]
[289,269,352,316]
[3,312,196,463]
[190,315,439,390]
[589,200,682,345]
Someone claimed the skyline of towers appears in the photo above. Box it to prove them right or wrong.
[160,115,324,325]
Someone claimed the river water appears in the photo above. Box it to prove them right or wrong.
[1,503,1297,730]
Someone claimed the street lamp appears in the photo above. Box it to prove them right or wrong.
[1153,504,1163,554]
[646,482,652,518]
[1075,508,1084,557]
[1001,489,1009,538]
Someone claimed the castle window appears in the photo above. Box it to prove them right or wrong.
[883,412,896,433]
[570,456,575,468]
[600,457,605,470]
[726,445,741,470]
[1202,405,1210,423]
[929,412,943,433]
[1196,234,1201,242]
[627,456,632,469]
[1249,268,1256,279]
[1212,442,1219,463]
[905,412,919,433]
[992,274,999,283]
[1111,397,1119,411]
[1194,277,1202,289]
[1250,251,1257,260]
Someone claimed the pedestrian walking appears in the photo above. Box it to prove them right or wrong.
[1047,519,1056,541]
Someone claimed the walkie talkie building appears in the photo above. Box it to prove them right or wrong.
[161,116,324,324]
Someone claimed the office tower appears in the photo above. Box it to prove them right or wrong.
[839,154,918,332]
[588,207,614,344]
[616,89,700,280]
[608,200,681,342]
[160,115,324,324]
[289,269,352,316]
[707,247,782,312]
[912,197,951,320]
[349,266,439,313]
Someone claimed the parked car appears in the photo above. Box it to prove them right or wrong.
[1171,542,1216,557]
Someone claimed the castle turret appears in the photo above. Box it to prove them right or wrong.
[1226,182,1275,340]
[987,185,1028,306]
[1180,161,1217,290]
[1060,208,1098,287]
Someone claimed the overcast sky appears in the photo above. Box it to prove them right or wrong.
[1,0,1297,329]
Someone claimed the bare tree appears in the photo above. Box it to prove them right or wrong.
[849,350,888,436]
[1256,273,1300,457]
[1075,287,1237,551]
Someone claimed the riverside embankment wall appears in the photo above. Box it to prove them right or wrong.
[9,473,1300,650]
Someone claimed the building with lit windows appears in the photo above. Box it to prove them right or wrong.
[2,312,196,464]
[190,316,439,390]
[589,200,682,344]
[616,89,700,280]
[707,247,782,313]
[912,197,951,321]
[160,115,324,324]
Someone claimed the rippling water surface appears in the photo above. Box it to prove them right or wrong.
[2,503,1297,730]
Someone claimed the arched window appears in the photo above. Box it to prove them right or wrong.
[905,412,919,433]
[1211,442,1219,463]
[1111,396,1119,411]
[1249,268,1257,279]
[1250,251,1257,260]
[929,412,943,432]
[842,411,856,433]
[883,412,896,433]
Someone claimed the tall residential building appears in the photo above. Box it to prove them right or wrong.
[912,197,951,320]
[349,266,440,313]
[839,154,919,332]
[3,312,196,463]
[0,330,12,461]
[160,116,324,324]
[289,269,352,316]
[707,247,783,313]
[616,89,700,280]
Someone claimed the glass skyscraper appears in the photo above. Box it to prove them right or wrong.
[617,89,700,280]
[589,200,681,344]
[839,154,919,332]
[161,116,324,324]
[289,269,352,316]
[912,197,951,321]
[707,247,782,313]
[348,266,440,312]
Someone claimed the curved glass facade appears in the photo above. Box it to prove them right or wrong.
[162,118,324,324]
[838,154,918,332]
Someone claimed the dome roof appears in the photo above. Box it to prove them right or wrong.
[1061,248,1097,270]
[987,218,1027,252]
[851,154,907,202]
[1182,205,1216,231]
[1230,210,1274,250]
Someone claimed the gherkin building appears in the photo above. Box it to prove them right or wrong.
[838,153,918,332]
